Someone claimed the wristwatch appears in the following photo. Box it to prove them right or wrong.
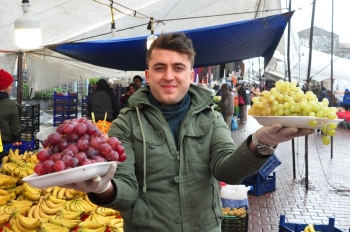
[251,133,276,155]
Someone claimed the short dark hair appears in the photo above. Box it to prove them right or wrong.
[133,75,142,82]
[146,33,196,68]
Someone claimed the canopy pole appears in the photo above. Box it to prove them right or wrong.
[305,0,317,190]
[330,0,334,159]
[286,0,296,179]
[16,52,24,105]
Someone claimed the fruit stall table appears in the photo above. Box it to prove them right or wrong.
[336,111,350,121]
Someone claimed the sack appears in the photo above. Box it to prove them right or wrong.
[238,94,245,105]
[231,117,238,132]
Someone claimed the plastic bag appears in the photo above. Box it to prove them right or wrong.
[231,117,238,132]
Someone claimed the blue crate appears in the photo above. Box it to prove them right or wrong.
[3,138,36,154]
[241,172,276,196]
[279,215,344,232]
[255,153,281,180]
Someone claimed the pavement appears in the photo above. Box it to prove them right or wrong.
[39,110,350,231]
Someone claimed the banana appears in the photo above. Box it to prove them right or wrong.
[41,222,70,232]
[308,224,316,232]
[9,217,19,232]
[77,199,94,212]
[23,189,40,201]
[41,200,63,215]
[64,188,75,200]
[0,194,11,206]
[69,200,82,212]
[38,205,51,218]
[78,221,105,229]
[49,215,64,226]
[60,209,83,220]
[108,218,123,228]
[1,155,8,166]
[92,214,116,224]
[58,216,80,229]
[82,227,106,232]
[27,205,36,218]
[57,188,67,200]
[84,194,97,208]
[23,183,41,195]
[0,214,11,226]
[17,214,41,230]
[9,199,33,208]
[51,187,62,199]
[304,225,309,232]
[45,199,65,209]
[0,189,10,196]
[48,194,66,204]
[15,194,25,201]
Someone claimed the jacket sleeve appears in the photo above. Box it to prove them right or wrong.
[209,114,270,184]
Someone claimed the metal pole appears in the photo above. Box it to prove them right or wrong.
[330,0,334,159]
[305,0,317,190]
[16,52,23,105]
[286,0,296,179]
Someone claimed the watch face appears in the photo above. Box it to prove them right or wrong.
[257,146,274,155]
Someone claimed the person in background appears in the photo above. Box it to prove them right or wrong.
[133,75,143,89]
[318,91,331,106]
[342,88,350,111]
[61,33,314,232]
[250,83,260,106]
[119,83,138,107]
[217,83,234,130]
[236,83,249,123]
[0,69,20,163]
[88,79,120,122]
[312,84,322,98]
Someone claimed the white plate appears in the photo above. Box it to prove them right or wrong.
[22,162,118,189]
[253,116,343,129]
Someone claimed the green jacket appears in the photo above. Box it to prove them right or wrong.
[0,94,20,143]
[94,85,269,232]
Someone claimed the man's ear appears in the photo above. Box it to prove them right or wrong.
[145,69,149,83]
[190,69,195,83]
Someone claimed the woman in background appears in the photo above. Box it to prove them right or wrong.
[119,83,138,108]
[88,79,120,122]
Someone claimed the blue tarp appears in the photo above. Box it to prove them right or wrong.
[52,12,293,71]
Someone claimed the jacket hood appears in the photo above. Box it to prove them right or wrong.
[128,84,213,108]
[345,88,349,93]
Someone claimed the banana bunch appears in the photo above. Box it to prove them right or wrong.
[26,196,50,223]
[0,189,16,207]
[40,222,70,232]
[52,187,68,200]
[0,214,11,227]
[83,194,97,208]
[0,199,33,215]
[66,198,95,213]
[22,151,39,164]
[85,211,116,224]
[8,185,23,197]
[95,206,120,217]
[2,162,34,180]
[6,149,25,164]
[304,224,316,232]
[0,174,18,190]
[77,221,106,232]
[9,212,41,231]
[58,209,83,220]
[49,215,81,229]
[22,182,42,202]
[108,218,124,231]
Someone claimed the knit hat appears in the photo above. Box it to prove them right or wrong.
[0,69,14,90]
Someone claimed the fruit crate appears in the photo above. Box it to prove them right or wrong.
[81,97,90,118]
[53,92,78,126]
[253,153,281,180]
[3,138,36,154]
[279,215,343,232]
[241,172,276,196]
[221,206,248,232]
[17,104,40,150]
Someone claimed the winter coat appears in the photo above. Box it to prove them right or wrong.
[217,89,234,115]
[89,85,269,232]
[238,87,249,106]
[88,91,120,122]
[343,89,350,105]
[0,92,20,143]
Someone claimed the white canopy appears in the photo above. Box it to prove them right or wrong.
[0,0,294,91]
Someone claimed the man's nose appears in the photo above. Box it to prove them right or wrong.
[164,69,174,80]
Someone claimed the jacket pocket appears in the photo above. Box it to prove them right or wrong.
[184,118,212,164]
[133,127,173,172]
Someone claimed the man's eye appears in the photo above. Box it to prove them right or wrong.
[175,67,184,71]
[155,67,164,71]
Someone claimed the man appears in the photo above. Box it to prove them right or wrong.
[218,83,234,130]
[0,69,20,162]
[133,75,143,89]
[62,33,314,232]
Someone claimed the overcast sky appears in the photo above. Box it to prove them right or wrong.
[287,0,350,42]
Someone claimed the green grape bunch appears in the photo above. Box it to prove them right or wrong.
[248,80,339,145]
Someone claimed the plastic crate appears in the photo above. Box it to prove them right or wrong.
[249,153,281,180]
[221,206,248,232]
[279,215,344,232]
[3,138,36,154]
[241,172,276,196]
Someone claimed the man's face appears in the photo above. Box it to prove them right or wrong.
[145,49,194,106]
[133,78,142,88]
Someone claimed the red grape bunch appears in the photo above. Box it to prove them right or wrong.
[34,118,126,176]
